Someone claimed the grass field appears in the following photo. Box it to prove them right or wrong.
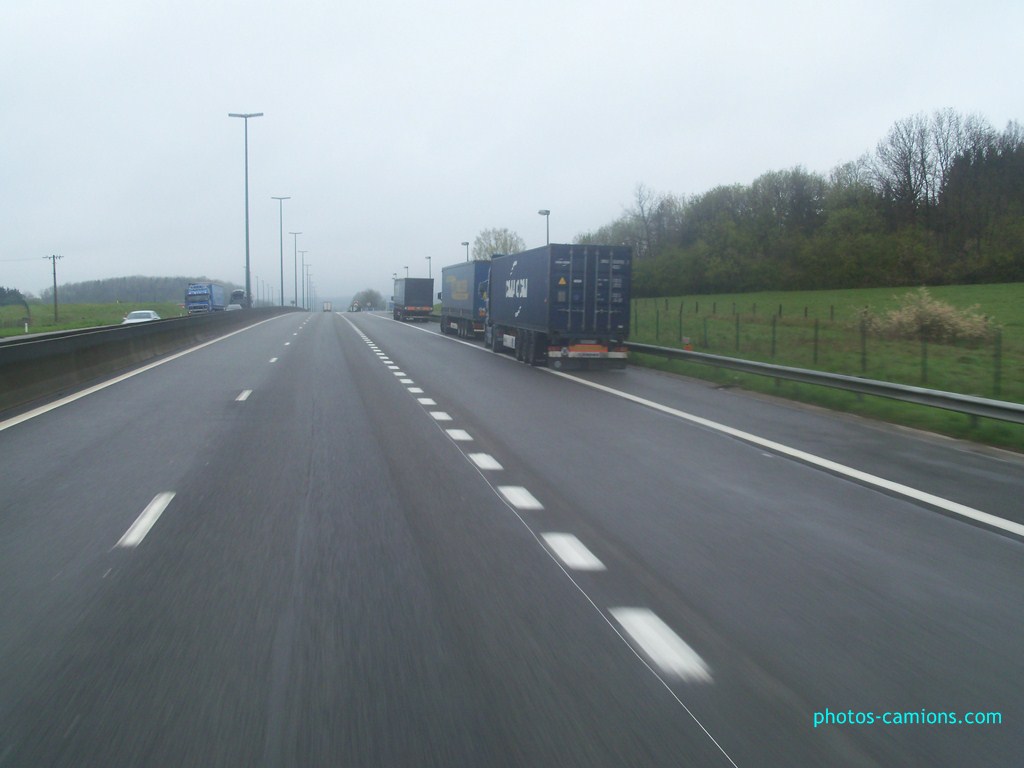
[628,283,1023,452]
[0,301,186,336]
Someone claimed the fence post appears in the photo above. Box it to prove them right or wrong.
[920,334,928,385]
[735,314,740,352]
[771,315,777,358]
[813,319,819,365]
[655,305,660,342]
[860,315,867,374]
[678,301,684,344]
[994,328,1002,398]
[702,317,709,348]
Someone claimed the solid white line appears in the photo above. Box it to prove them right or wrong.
[546,370,1024,539]
[541,533,606,571]
[117,492,175,548]
[468,453,503,471]
[498,485,543,510]
[447,429,473,441]
[610,607,712,683]
[430,411,452,421]
[236,389,252,401]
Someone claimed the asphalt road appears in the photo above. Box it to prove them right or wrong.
[1,311,1021,767]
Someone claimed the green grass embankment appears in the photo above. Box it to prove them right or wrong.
[629,284,1023,452]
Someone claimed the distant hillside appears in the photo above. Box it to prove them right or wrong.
[38,276,241,304]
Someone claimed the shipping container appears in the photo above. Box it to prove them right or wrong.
[439,260,490,338]
[485,244,631,368]
[392,278,434,321]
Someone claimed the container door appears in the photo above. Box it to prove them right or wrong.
[592,247,631,335]
[550,246,588,333]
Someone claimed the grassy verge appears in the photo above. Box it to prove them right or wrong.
[0,302,187,336]
[629,284,1023,453]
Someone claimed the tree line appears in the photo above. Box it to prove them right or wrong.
[35,276,240,304]
[574,109,1024,296]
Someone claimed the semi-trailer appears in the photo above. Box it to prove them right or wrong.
[483,244,631,368]
[392,277,434,321]
[438,260,490,338]
[185,282,227,314]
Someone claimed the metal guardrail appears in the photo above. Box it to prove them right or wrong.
[626,341,1024,426]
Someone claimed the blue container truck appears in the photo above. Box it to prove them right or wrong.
[392,277,434,321]
[484,244,631,368]
[185,282,227,314]
[439,260,490,338]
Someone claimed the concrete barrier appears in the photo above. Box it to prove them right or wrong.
[0,308,298,413]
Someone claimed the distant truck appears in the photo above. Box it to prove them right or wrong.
[392,277,434,321]
[185,282,227,314]
[323,301,333,312]
[439,260,490,338]
[230,289,247,308]
[483,244,631,369]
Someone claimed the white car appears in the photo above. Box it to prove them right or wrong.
[121,310,161,324]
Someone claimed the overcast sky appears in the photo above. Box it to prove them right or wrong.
[2,0,1020,303]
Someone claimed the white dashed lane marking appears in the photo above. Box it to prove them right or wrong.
[541,533,606,571]
[498,486,543,510]
[610,607,712,683]
[447,429,473,441]
[116,492,175,548]
[468,453,503,471]
[236,390,252,402]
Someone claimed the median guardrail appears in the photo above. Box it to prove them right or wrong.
[626,341,1024,426]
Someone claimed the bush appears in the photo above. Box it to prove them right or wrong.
[860,287,997,344]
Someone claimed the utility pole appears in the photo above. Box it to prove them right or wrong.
[44,254,63,322]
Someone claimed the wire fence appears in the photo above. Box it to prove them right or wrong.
[630,298,1017,403]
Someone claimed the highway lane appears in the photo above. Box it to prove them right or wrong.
[1,310,1020,766]
[1,312,729,766]
[354,312,1024,766]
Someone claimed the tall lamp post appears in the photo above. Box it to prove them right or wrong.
[425,256,431,279]
[299,251,309,309]
[272,196,290,306]
[228,112,263,307]
[304,264,312,311]
[461,241,469,261]
[289,231,302,306]
[538,209,550,245]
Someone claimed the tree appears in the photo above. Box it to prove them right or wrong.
[472,228,526,260]
[351,288,384,310]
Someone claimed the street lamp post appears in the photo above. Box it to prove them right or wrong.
[289,232,302,306]
[272,196,290,306]
[461,241,470,261]
[299,251,308,309]
[425,256,431,279]
[228,112,263,308]
[404,266,409,278]
[538,209,550,245]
